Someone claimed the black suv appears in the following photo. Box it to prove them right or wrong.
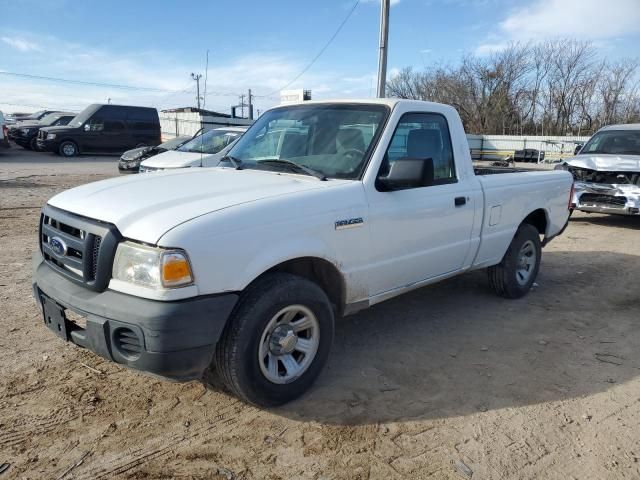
[38,104,161,157]
[12,112,76,151]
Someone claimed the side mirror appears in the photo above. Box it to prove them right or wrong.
[84,124,90,132]
[377,158,434,191]
[573,145,582,155]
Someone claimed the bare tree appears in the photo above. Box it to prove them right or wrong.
[385,39,639,136]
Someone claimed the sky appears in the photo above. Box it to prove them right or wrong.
[1,0,639,115]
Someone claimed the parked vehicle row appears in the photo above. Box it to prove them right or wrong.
[138,126,247,172]
[9,112,76,151]
[3,102,249,174]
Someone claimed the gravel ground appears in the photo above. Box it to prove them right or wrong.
[1,147,639,479]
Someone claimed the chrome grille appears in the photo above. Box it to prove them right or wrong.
[580,193,627,208]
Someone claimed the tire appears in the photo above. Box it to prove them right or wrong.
[59,140,78,157]
[488,223,541,299]
[214,272,334,407]
[29,137,39,152]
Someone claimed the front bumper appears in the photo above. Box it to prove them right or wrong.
[32,252,238,381]
[574,182,640,216]
[118,159,141,174]
[37,138,60,152]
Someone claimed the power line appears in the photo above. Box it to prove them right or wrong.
[0,71,187,93]
[256,0,360,98]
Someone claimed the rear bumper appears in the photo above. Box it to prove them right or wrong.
[32,252,238,381]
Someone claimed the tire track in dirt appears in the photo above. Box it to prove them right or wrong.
[0,410,79,449]
[72,398,261,480]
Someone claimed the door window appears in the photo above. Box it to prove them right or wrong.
[380,112,456,188]
[87,117,105,132]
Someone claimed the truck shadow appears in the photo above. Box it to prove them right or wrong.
[261,250,640,425]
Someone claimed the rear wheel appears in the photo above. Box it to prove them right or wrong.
[488,223,541,299]
[59,141,78,157]
[214,273,334,407]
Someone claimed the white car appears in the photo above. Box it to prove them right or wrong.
[0,111,10,149]
[33,99,572,406]
[556,123,640,216]
[139,126,247,172]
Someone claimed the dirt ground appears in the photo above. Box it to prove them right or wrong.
[1,147,639,480]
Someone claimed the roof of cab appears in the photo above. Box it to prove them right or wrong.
[269,97,455,111]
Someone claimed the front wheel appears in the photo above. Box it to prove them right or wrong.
[214,273,334,407]
[59,141,78,157]
[488,223,541,299]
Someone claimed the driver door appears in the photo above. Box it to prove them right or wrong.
[365,112,476,296]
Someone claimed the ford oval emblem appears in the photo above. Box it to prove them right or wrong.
[49,236,67,256]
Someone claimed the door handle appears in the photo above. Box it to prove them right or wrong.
[455,196,467,207]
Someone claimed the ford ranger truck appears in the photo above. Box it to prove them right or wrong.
[33,99,573,406]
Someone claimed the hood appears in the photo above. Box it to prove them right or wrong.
[13,120,42,128]
[121,146,151,160]
[565,154,640,172]
[140,150,215,169]
[40,125,78,134]
[47,167,344,244]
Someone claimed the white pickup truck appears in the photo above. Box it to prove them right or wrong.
[33,99,572,406]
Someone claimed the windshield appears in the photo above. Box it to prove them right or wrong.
[39,113,64,125]
[158,136,190,151]
[581,130,640,155]
[226,104,388,180]
[68,105,97,127]
[25,110,45,120]
[177,129,242,154]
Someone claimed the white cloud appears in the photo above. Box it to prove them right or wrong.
[475,0,640,54]
[473,42,508,56]
[1,36,41,52]
[0,32,379,114]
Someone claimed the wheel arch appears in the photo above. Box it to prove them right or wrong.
[250,256,347,317]
[521,208,549,237]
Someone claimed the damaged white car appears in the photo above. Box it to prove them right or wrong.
[556,124,640,216]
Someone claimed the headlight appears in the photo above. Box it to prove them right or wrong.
[47,133,56,140]
[112,242,193,288]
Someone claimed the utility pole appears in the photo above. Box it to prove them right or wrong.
[248,89,254,120]
[376,0,390,98]
[191,73,202,109]
[239,94,245,118]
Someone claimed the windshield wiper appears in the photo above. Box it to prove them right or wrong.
[220,155,243,170]
[256,158,327,181]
